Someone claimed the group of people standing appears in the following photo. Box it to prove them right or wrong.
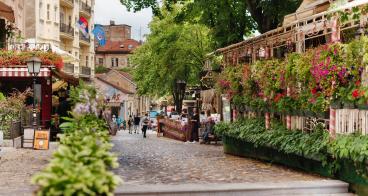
[112,113,151,138]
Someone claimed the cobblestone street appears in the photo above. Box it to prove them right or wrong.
[0,144,56,196]
[112,131,325,185]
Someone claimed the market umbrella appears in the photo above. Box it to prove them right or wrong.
[0,2,14,23]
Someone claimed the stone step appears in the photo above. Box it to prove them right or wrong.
[116,180,351,196]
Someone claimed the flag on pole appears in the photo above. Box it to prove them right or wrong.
[92,25,106,46]
[77,17,89,38]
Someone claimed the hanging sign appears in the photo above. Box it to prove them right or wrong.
[33,130,50,150]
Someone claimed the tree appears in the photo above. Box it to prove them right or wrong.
[121,0,302,46]
[131,7,213,112]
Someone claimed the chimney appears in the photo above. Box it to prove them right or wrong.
[110,20,115,26]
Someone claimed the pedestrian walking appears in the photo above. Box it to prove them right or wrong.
[134,115,140,134]
[128,115,133,134]
[117,116,122,131]
[141,113,150,138]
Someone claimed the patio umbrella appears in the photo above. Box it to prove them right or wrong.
[0,2,14,23]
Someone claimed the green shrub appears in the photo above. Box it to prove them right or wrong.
[32,115,121,196]
[215,118,368,178]
[95,66,109,74]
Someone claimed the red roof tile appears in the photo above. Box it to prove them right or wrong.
[96,39,140,54]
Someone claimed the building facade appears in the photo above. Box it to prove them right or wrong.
[23,0,95,79]
[95,21,140,69]
[94,69,151,120]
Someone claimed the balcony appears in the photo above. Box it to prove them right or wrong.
[60,0,74,8]
[79,33,90,46]
[63,63,75,75]
[60,23,74,39]
[79,1,92,18]
[79,66,91,78]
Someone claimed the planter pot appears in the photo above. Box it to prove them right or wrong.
[222,135,368,185]
[304,111,315,117]
[343,102,355,109]
[357,105,368,110]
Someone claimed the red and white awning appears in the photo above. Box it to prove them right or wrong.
[0,67,51,77]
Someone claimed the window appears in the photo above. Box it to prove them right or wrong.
[128,45,133,50]
[116,58,119,67]
[47,4,50,20]
[86,56,89,67]
[60,12,64,24]
[68,16,72,26]
[111,58,114,67]
[54,6,58,21]
[39,2,43,19]
[98,58,103,65]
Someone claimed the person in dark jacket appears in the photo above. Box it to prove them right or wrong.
[134,115,141,134]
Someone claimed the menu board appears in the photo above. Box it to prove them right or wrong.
[33,130,50,150]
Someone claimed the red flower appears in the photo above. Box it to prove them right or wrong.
[274,93,283,103]
[355,80,361,86]
[311,88,317,95]
[352,89,360,98]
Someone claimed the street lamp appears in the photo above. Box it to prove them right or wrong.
[175,80,186,113]
[26,57,42,128]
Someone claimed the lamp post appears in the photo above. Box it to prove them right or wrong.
[175,80,186,113]
[26,57,42,128]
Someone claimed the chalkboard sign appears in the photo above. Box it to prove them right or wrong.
[33,130,50,150]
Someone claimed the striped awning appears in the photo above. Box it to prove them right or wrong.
[0,67,51,77]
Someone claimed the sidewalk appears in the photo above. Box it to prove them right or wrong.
[0,143,57,196]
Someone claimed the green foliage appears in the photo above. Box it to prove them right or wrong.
[0,90,30,138]
[32,115,121,196]
[214,118,329,160]
[119,67,134,74]
[69,81,97,106]
[215,118,368,178]
[95,66,109,74]
[0,92,5,101]
[121,0,301,47]
[32,84,121,195]
[132,6,213,98]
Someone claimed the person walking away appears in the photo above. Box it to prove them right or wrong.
[128,115,133,134]
[117,116,122,131]
[141,114,150,138]
[134,115,140,134]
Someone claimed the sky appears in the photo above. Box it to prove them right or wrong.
[94,0,153,41]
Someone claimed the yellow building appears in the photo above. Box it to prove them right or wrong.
[22,0,95,79]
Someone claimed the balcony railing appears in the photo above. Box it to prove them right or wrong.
[60,23,74,37]
[80,2,92,15]
[79,34,90,43]
[80,66,91,76]
[63,63,75,74]
[0,42,51,51]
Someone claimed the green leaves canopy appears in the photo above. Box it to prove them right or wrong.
[132,8,213,97]
[121,0,302,47]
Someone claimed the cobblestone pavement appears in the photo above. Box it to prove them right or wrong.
[0,143,56,196]
[112,131,325,185]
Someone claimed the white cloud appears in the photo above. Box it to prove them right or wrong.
[94,0,153,41]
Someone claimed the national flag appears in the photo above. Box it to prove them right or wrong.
[92,25,106,46]
[77,17,89,38]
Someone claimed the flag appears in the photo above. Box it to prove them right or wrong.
[92,25,106,46]
[77,17,89,38]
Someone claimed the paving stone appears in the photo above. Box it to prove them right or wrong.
[112,130,326,185]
